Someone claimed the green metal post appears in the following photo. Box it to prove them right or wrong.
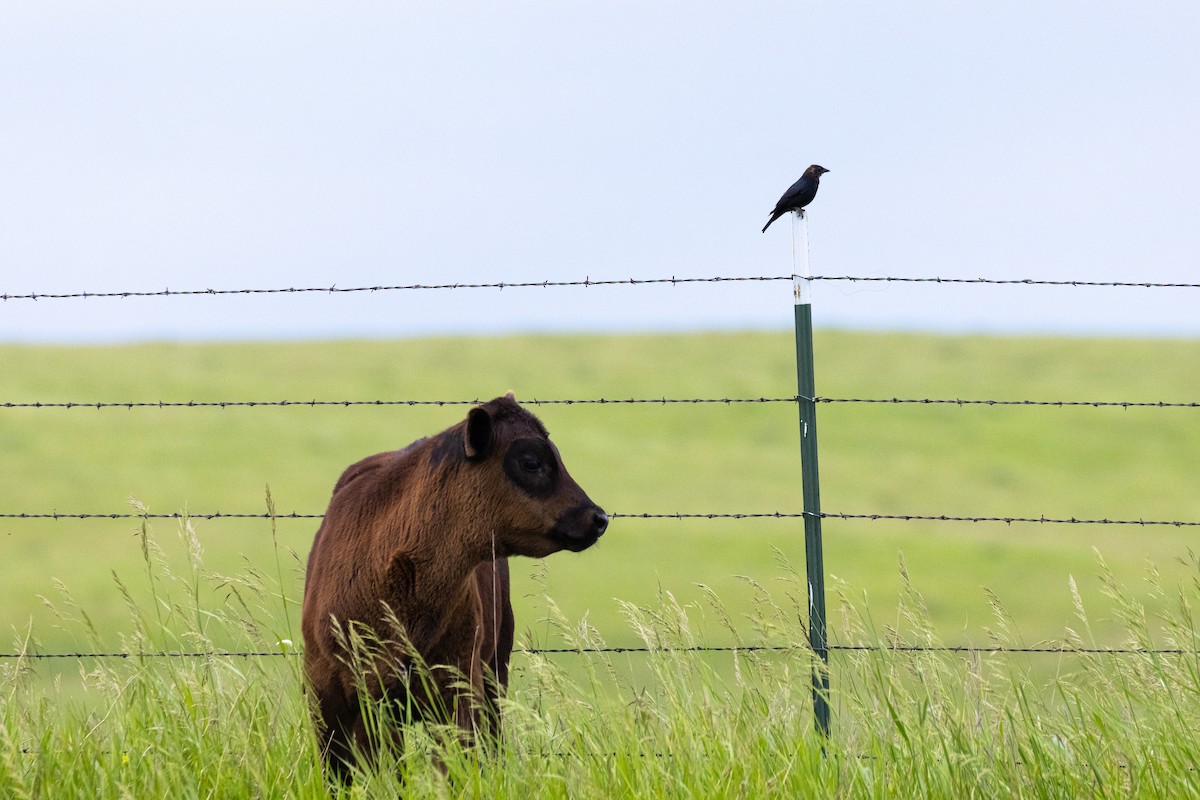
[792,209,830,738]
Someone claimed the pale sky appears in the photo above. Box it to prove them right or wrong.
[2,3,1198,342]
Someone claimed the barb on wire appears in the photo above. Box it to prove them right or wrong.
[0,275,791,302]
[4,395,1197,411]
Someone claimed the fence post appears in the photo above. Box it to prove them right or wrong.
[791,209,831,738]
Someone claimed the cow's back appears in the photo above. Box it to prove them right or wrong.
[302,444,422,668]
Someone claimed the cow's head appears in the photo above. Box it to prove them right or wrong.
[455,393,607,559]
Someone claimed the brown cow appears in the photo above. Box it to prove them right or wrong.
[301,393,607,779]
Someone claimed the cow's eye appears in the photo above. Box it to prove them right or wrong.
[504,437,557,495]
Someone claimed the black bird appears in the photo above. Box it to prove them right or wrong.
[761,165,829,232]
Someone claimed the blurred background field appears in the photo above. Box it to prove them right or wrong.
[4,329,1199,673]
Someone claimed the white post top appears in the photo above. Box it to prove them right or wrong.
[792,209,812,306]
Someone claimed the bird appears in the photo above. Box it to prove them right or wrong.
[761,165,829,232]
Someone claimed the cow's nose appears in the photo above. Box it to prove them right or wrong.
[591,509,609,538]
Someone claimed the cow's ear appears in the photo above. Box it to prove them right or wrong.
[464,407,494,461]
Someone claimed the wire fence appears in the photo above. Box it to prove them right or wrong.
[4,643,1198,661]
[3,510,1199,526]
[4,272,1198,666]
[3,395,1199,410]
[3,272,1200,301]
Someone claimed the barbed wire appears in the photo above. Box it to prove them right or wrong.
[3,274,1198,303]
[0,511,808,521]
[621,512,1200,527]
[817,512,1200,527]
[2,510,1198,526]
[0,275,791,302]
[811,276,1200,289]
[0,396,796,410]
[3,643,1194,661]
[0,511,325,520]
[3,395,1197,411]
[814,397,1200,409]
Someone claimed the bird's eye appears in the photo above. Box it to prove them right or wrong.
[519,453,542,473]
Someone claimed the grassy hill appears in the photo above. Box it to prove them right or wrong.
[3,329,1200,662]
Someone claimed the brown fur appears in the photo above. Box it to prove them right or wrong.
[301,395,606,779]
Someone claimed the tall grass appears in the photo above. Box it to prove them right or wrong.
[0,510,325,798]
[3,518,1200,798]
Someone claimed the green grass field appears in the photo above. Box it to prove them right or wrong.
[3,329,1200,796]
[4,330,1199,654]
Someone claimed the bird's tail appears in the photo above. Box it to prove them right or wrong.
[761,214,780,233]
